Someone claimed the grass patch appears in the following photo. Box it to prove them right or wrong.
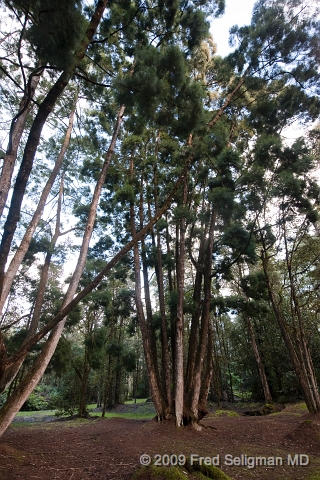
[88,399,156,420]
[133,465,187,480]
[15,409,56,417]
[14,402,155,424]
[87,399,148,410]
[212,410,239,417]
[90,410,155,420]
[285,402,308,412]
[133,463,232,480]
[124,398,149,404]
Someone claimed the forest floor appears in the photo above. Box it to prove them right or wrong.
[0,402,320,480]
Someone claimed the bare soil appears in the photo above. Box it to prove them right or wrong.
[0,403,320,480]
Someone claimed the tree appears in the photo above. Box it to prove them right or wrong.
[0,0,319,437]
[0,0,225,436]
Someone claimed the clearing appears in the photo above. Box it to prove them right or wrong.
[0,402,320,479]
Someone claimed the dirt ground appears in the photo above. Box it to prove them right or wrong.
[0,404,320,480]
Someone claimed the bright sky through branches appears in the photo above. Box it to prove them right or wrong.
[210,0,256,56]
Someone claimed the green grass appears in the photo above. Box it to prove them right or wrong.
[14,401,155,422]
[87,398,148,410]
[15,409,56,417]
[289,402,308,411]
[211,410,239,417]
[89,401,155,420]
[124,398,149,404]
[96,411,155,420]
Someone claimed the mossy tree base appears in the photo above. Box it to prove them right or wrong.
[133,459,232,480]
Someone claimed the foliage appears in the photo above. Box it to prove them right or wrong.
[20,386,49,411]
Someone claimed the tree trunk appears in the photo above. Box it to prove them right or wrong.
[0,69,42,219]
[153,160,172,410]
[0,177,64,394]
[199,320,214,408]
[0,102,76,316]
[0,104,124,437]
[138,182,161,389]
[0,0,109,299]
[130,199,168,420]
[185,221,207,392]
[188,208,215,421]
[246,315,273,404]
[174,175,188,426]
[262,251,320,413]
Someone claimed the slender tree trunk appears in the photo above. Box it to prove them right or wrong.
[0,177,64,394]
[211,338,222,406]
[0,0,109,299]
[72,338,90,419]
[153,160,172,410]
[185,190,207,392]
[102,353,112,417]
[138,182,161,388]
[0,102,76,316]
[189,208,215,421]
[2,157,190,373]
[246,315,273,404]
[0,69,42,219]
[0,104,124,437]
[165,216,176,375]
[199,320,214,408]
[185,222,207,392]
[174,175,188,427]
[283,226,320,411]
[156,234,173,410]
[262,251,319,413]
[78,366,90,418]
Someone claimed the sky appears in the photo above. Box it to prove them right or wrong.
[210,0,257,56]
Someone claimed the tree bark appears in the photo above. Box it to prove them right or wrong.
[174,175,188,426]
[138,182,161,390]
[153,159,172,410]
[185,221,207,393]
[246,315,273,404]
[199,320,214,408]
[189,208,215,420]
[0,69,42,219]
